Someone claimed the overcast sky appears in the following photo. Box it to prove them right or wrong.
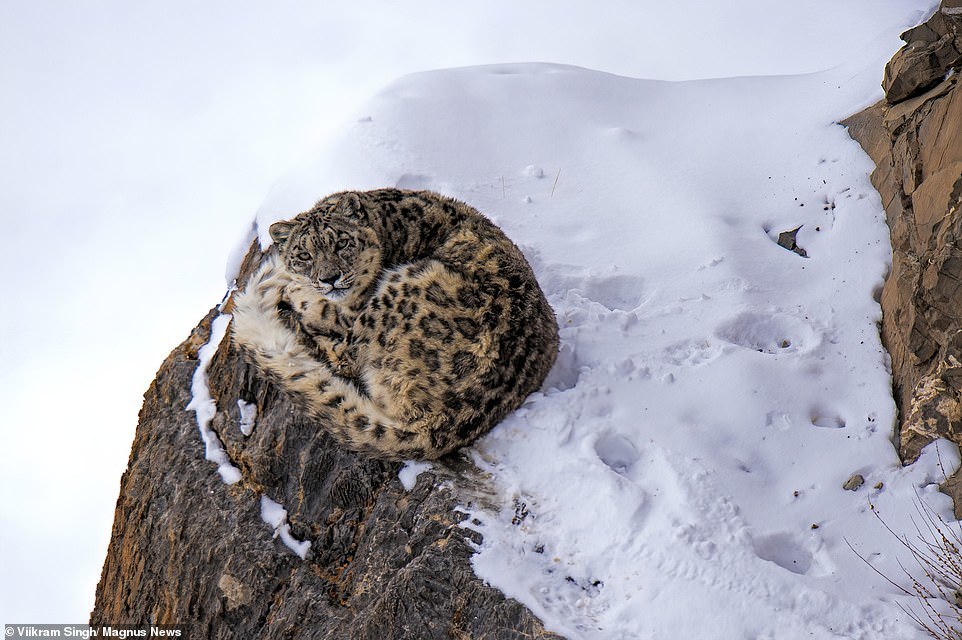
[0,0,936,624]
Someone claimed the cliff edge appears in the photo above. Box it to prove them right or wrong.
[89,242,559,639]
[843,1,962,466]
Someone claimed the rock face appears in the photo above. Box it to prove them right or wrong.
[90,243,559,639]
[883,4,962,103]
[843,1,962,463]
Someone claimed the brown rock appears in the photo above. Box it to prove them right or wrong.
[919,85,962,176]
[840,103,889,167]
[913,163,962,228]
[844,2,962,498]
[89,243,560,639]
[884,35,961,104]
[901,330,962,461]
[843,474,865,491]
[883,5,962,104]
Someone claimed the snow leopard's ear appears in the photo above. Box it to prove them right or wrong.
[336,192,365,222]
[269,220,296,247]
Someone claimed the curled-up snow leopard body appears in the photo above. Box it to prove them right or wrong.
[230,188,559,460]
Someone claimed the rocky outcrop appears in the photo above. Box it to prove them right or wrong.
[883,4,962,103]
[90,242,559,639]
[844,1,962,463]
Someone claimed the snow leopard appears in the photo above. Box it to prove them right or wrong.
[230,189,559,460]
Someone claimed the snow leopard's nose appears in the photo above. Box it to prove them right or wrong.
[318,273,340,287]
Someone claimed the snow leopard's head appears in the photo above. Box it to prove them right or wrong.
[269,192,381,302]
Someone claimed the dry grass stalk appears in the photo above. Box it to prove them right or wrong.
[853,494,962,638]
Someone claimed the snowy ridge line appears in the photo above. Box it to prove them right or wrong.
[185,306,311,559]
[224,217,259,289]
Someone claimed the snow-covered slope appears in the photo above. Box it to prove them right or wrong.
[253,54,960,639]
[0,0,947,626]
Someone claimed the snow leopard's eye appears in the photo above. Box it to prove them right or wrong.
[335,237,350,251]
[296,251,311,261]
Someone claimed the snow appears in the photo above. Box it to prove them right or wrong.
[259,495,312,560]
[225,221,259,288]
[0,0,945,628]
[186,313,242,485]
[185,310,314,563]
[187,314,312,561]
[255,27,957,640]
[237,399,257,437]
[398,461,433,492]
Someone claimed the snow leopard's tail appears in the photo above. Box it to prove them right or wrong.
[229,255,435,460]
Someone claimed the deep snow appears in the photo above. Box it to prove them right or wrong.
[0,0,945,629]
[251,49,958,640]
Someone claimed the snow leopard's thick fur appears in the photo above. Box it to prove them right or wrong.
[230,189,559,459]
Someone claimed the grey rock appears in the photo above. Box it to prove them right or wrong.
[776,226,808,258]
[843,474,865,492]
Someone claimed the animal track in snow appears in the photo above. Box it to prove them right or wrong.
[810,410,846,429]
[663,339,720,368]
[751,531,830,577]
[764,411,793,431]
[594,432,640,476]
[752,532,813,574]
[715,312,820,355]
[578,274,647,311]
[542,341,581,392]
[538,264,648,312]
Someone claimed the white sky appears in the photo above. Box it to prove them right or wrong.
[0,0,936,624]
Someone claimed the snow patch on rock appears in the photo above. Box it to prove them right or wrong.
[186,313,242,485]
